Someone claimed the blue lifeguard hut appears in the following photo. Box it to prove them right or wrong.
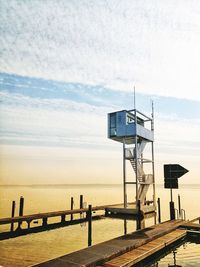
[107,107,156,215]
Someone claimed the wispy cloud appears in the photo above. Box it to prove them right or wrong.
[1,1,200,100]
[0,92,107,148]
[0,73,199,152]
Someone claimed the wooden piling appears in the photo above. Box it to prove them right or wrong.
[10,201,15,232]
[19,196,24,216]
[105,209,108,216]
[61,214,65,223]
[170,201,175,220]
[157,197,161,223]
[42,218,48,227]
[27,220,31,229]
[124,219,127,235]
[178,194,181,217]
[137,200,141,230]
[70,197,74,221]
[18,196,24,229]
[80,195,83,210]
[88,204,92,247]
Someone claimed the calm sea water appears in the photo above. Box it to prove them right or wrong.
[154,240,200,267]
[0,184,199,266]
[137,237,200,267]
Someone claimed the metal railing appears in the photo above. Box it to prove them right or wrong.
[181,209,186,220]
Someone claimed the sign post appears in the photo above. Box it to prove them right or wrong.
[164,164,188,220]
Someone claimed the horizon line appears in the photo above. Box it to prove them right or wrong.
[1,183,200,187]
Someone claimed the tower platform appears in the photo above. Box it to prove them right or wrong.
[106,203,156,216]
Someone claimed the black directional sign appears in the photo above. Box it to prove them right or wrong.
[164,178,178,189]
[164,164,188,179]
[164,164,188,189]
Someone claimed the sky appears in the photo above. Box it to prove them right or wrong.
[0,0,200,185]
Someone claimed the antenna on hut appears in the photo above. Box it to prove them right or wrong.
[134,86,136,110]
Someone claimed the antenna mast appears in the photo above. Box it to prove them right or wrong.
[134,86,136,110]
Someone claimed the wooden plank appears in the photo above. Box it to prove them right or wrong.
[103,229,186,267]
[33,220,185,267]
[181,222,200,228]
[180,222,200,231]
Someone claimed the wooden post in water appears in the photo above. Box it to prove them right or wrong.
[42,218,48,227]
[80,195,83,210]
[10,201,16,232]
[169,189,175,220]
[27,220,31,229]
[18,196,24,229]
[169,201,175,220]
[137,200,141,230]
[61,214,65,223]
[19,196,24,216]
[87,204,92,247]
[80,195,83,218]
[124,219,127,235]
[157,198,161,223]
[71,197,74,221]
[178,194,181,217]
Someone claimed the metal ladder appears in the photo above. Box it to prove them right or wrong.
[126,140,152,203]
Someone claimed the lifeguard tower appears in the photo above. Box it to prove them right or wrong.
[107,106,156,215]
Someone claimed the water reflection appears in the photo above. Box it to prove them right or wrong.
[106,211,156,234]
[145,236,200,267]
[124,219,127,235]
[168,250,182,267]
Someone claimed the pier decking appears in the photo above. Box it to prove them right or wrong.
[33,219,185,267]
[103,229,186,267]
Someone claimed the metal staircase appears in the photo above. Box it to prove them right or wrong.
[125,141,152,203]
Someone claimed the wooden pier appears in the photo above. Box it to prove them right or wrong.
[1,195,199,267]
[0,205,107,226]
[0,201,156,240]
[0,205,109,240]
[32,219,187,267]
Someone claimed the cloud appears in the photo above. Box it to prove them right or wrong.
[1,1,200,100]
[155,114,200,155]
[0,73,199,184]
[0,91,110,148]
[0,73,199,152]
